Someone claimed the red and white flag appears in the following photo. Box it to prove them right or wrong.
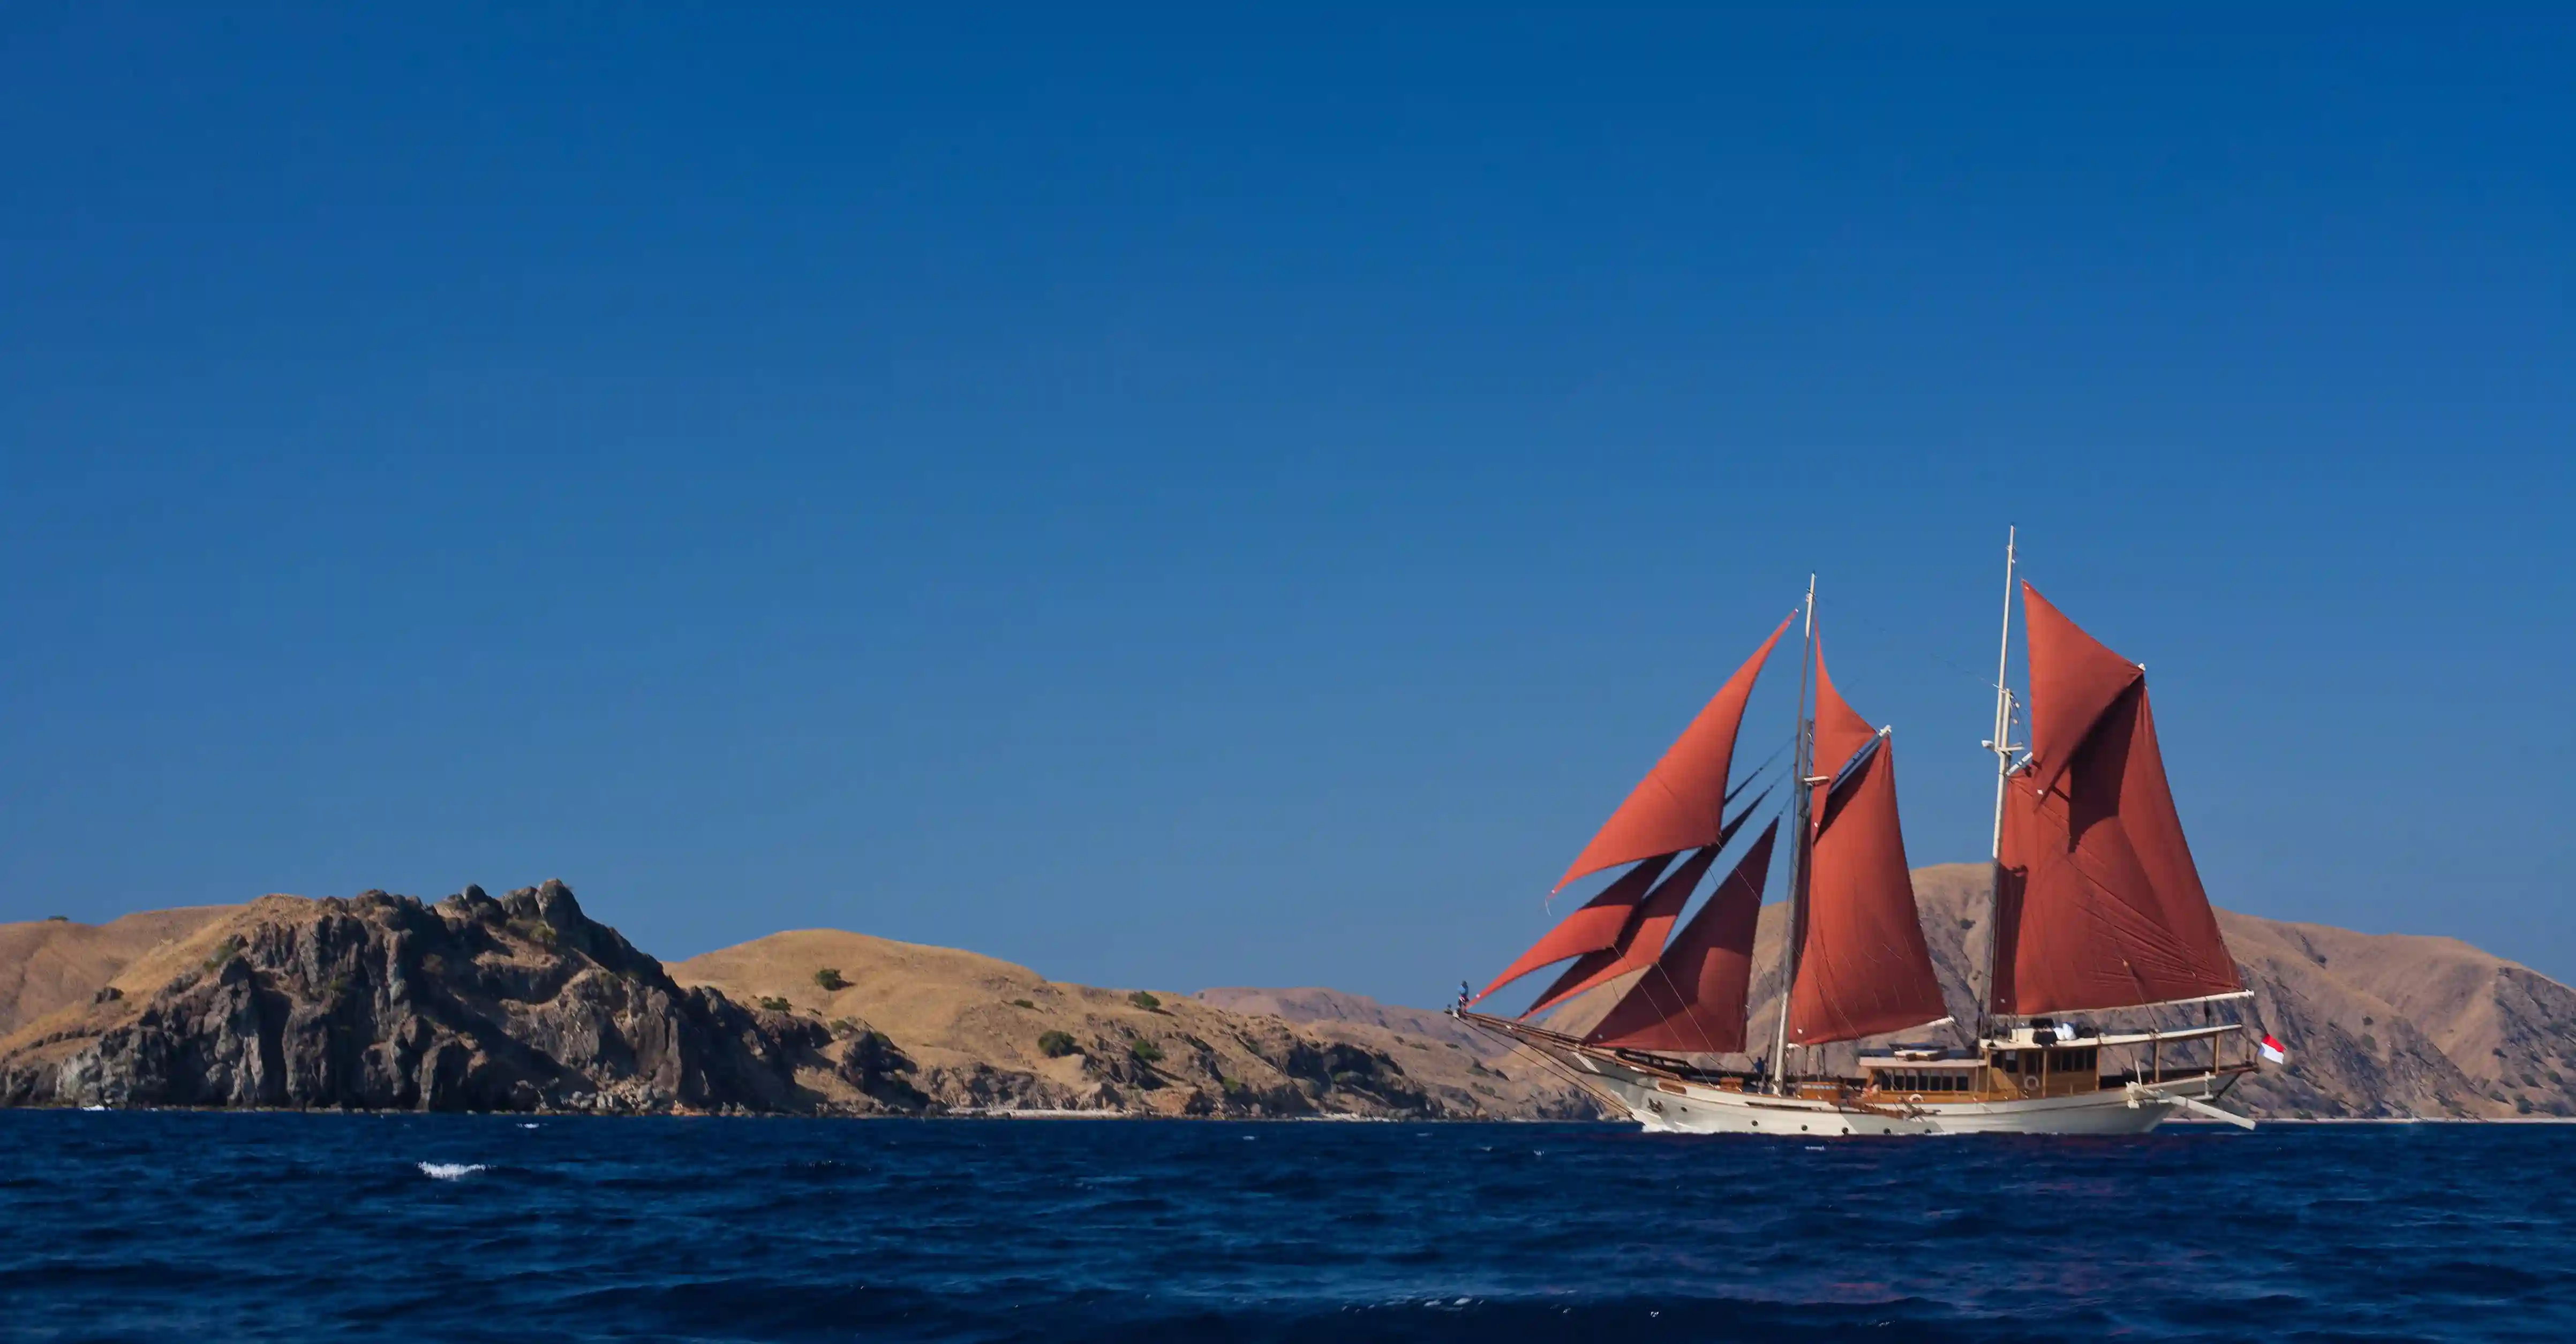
[2257,1033,2289,1064]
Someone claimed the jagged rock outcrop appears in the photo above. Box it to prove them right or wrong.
[0,882,848,1114]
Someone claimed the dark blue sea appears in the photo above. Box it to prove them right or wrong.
[3,1114,2571,1342]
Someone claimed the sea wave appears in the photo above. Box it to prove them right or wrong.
[416,1161,486,1181]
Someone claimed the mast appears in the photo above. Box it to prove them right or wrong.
[1766,576,1817,1094]
[1977,526,2017,1045]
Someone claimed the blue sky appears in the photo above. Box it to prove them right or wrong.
[3,7,2569,1005]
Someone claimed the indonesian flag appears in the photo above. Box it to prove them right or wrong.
[2258,1034,2289,1065]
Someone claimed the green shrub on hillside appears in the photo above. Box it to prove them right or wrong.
[758,995,792,1013]
[1011,998,1036,1009]
[1038,1030,1079,1058]
[814,968,848,991]
[1129,1039,1165,1065]
[1127,991,1162,1011]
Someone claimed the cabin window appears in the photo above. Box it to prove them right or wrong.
[1880,1070,1969,1093]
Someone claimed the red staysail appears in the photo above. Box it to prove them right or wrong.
[1554,614,1794,890]
[1989,584,2240,1016]
[1786,652,1949,1046]
[1526,844,1723,1017]
[1467,854,1677,1007]
[1583,821,1779,1053]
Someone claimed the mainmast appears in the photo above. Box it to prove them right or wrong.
[1977,527,2018,1046]
[1766,576,1817,1095]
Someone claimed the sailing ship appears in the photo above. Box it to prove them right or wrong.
[1457,534,2267,1135]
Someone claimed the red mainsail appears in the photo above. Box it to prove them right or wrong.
[1988,584,2240,1016]
[1786,652,1948,1046]
[1584,821,1779,1054]
[1467,854,1677,1006]
[1554,614,1794,890]
[1526,844,1723,1017]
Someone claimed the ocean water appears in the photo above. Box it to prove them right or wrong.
[3,1114,2571,1342]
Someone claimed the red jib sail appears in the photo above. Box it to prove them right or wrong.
[1786,652,1948,1046]
[1584,820,1779,1053]
[1989,583,2240,1016]
[1525,843,1723,1017]
[1466,854,1677,1006]
[1554,614,1795,890]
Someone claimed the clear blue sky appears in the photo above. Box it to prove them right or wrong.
[4,7,2569,1006]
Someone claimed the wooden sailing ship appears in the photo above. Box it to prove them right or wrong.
[1458,535,2266,1135]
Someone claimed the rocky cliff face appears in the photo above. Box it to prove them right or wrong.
[0,883,842,1114]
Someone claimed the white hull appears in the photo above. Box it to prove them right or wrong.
[1565,1051,2241,1137]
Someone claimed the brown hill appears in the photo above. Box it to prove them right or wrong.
[1194,986,1509,1058]
[668,931,1600,1119]
[0,905,237,1036]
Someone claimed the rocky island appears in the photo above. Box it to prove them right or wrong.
[3,867,2572,1121]
[0,881,1595,1119]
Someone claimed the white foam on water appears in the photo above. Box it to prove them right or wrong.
[417,1162,486,1181]
[518,1123,539,1129]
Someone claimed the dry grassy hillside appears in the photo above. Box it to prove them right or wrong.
[0,907,238,1036]
[1194,987,1507,1058]
[1,904,259,1055]
[671,930,1600,1119]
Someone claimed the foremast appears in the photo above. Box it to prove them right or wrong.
[1765,576,1817,1096]
[1977,526,2020,1047]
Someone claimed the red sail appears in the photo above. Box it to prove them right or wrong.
[1786,653,1948,1046]
[1989,598,2240,1015]
[1554,614,1795,890]
[1467,854,1677,1006]
[1525,843,1722,1017]
[1584,821,1778,1053]
[2021,582,2145,797]
[1809,633,1878,786]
